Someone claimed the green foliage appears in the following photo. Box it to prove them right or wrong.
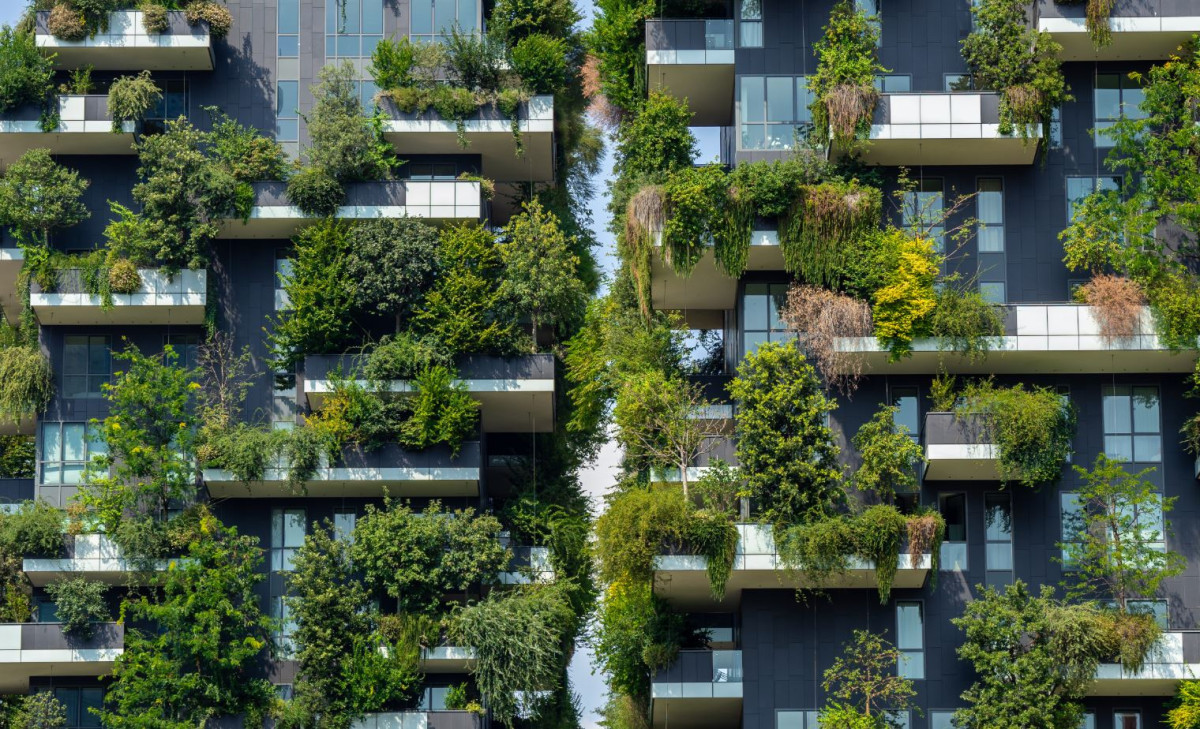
[451,583,575,727]
[204,106,288,183]
[0,345,53,428]
[0,148,90,245]
[490,0,581,42]
[285,164,344,217]
[820,631,916,729]
[586,0,654,118]
[612,92,696,211]
[397,365,479,455]
[593,577,685,704]
[780,180,882,287]
[44,576,108,638]
[47,5,87,41]
[0,25,54,113]
[510,34,572,95]
[851,405,922,501]
[776,505,911,603]
[11,692,67,729]
[808,1,883,148]
[346,217,440,331]
[100,509,275,729]
[140,3,168,33]
[368,37,416,90]
[0,500,64,558]
[0,435,34,479]
[871,232,939,360]
[363,333,452,381]
[690,459,743,517]
[957,379,1076,487]
[1061,453,1186,611]
[200,422,282,482]
[302,61,396,183]
[351,500,507,614]
[613,369,717,495]
[445,28,508,93]
[930,284,1005,359]
[107,70,161,132]
[728,342,842,524]
[183,1,233,38]
[961,0,1071,139]
[68,0,123,35]
[1169,680,1200,729]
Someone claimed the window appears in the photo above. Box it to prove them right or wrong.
[977,178,1004,253]
[930,712,956,729]
[902,178,944,251]
[1060,492,1084,568]
[147,79,186,122]
[1102,385,1161,462]
[271,508,305,571]
[278,0,299,57]
[165,334,199,370]
[938,493,967,571]
[63,335,111,398]
[411,0,478,44]
[1128,599,1168,629]
[887,713,910,729]
[890,387,919,443]
[1080,713,1095,729]
[1094,73,1146,147]
[875,74,911,93]
[738,0,762,47]
[979,282,1005,304]
[333,509,356,542]
[896,602,924,679]
[739,76,813,150]
[326,0,383,107]
[776,712,820,729]
[1050,106,1063,149]
[407,162,461,180]
[856,0,881,45]
[713,650,742,682]
[741,283,793,357]
[275,251,293,310]
[985,492,1013,584]
[40,423,106,485]
[276,80,299,142]
[273,373,298,431]
[270,595,295,657]
[945,73,972,91]
[51,688,103,729]
[1066,176,1120,224]
[418,686,452,711]
[1115,711,1141,729]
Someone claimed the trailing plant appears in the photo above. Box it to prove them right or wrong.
[0,148,91,246]
[1081,274,1146,343]
[0,345,53,428]
[930,284,1004,360]
[397,364,479,455]
[956,379,1076,487]
[808,0,883,148]
[47,5,87,40]
[44,576,108,638]
[107,70,161,133]
[851,405,923,501]
[593,576,688,705]
[780,180,882,287]
[1084,0,1117,48]
[585,0,654,121]
[0,25,54,114]
[907,510,945,577]
[783,284,874,395]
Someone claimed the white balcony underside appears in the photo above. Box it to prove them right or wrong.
[647,55,735,127]
[650,689,742,729]
[1040,16,1200,60]
[1089,634,1200,696]
[650,233,781,321]
[924,443,1001,480]
[37,10,213,70]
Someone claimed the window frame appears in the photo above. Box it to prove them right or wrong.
[895,601,925,680]
[63,334,112,399]
[1101,384,1161,463]
[39,422,107,486]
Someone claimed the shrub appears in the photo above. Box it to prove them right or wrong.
[71,0,123,33]
[140,3,169,34]
[930,284,1005,360]
[808,0,883,147]
[0,147,91,246]
[783,284,873,395]
[12,692,67,729]
[108,70,162,133]
[304,62,395,183]
[364,333,452,381]
[345,217,441,329]
[397,365,479,455]
[957,379,1076,487]
[206,107,288,183]
[1081,274,1145,343]
[0,500,64,557]
[1146,271,1200,350]
[44,577,108,638]
[0,25,54,113]
[369,37,415,90]
[780,181,882,288]
[0,346,53,427]
[445,28,508,92]
[184,0,233,37]
[107,258,142,294]
[872,233,939,360]
[851,405,923,501]
[47,5,87,41]
[286,164,344,217]
[510,34,572,95]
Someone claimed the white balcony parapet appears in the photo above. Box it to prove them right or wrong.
[0,95,136,162]
[0,622,123,692]
[36,10,214,71]
[1036,0,1200,61]
[1090,632,1200,696]
[30,268,206,325]
[645,19,735,126]
[22,534,177,585]
[352,712,483,729]
[651,650,744,729]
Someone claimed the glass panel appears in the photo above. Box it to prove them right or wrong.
[277,81,298,117]
[63,423,86,461]
[334,511,356,541]
[1103,386,1132,433]
[1133,434,1161,463]
[1081,714,1096,729]
[741,77,764,123]
[1094,74,1120,121]
[796,78,813,122]
[931,713,956,729]
[64,336,87,376]
[459,0,479,31]
[80,688,103,728]
[978,226,1004,253]
[980,281,1005,304]
[284,510,305,547]
[739,0,762,20]
[767,77,794,122]
[940,541,967,571]
[1128,599,1168,629]
[336,34,360,56]
[740,21,763,47]
[986,543,1013,570]
[898,651,924,679]
[742,332,769,357]
[896,603,922,650]
[278,0,299,33]
[776,712,804,729]
[276,118,299,141]
[741,124,765,150]
[363,0,384,33]
[1105,435,1133,462]
[768,284,787,330]
[55,689,79,728]
[891,388,918,435]
[1115,712,1141,729]
[1124,85,1147,119]
[434,0,456,32]
[277,35,298,57]
[41,423,61,461]
[411,0,432,34]
[985,493,1011,540]
[1132,387,1159,433]
[939,493,966,542]
[978,178,1003,223]
[743,284,769,329]
[62,463,84,484]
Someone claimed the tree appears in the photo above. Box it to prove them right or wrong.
[344,218,440,332]
[613,370,719,497]
[286,522,420,728]
[11,692,67,729]
[808,0,884,147]
[0,26,54,114]
[1169,680,1200,729]
[44,576,108,638]
[498,199,588,350]
[304,61,394,183]
[0,148,90,246]
[1060,453,1185,612]
[728,341,843,523]
[851,405,922,501]
[819,631,916,729]
[0,435,33,478]
[100,509,275,728]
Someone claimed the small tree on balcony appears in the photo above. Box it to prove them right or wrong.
[851,405,922,502]
[808,0,883,149]
[0,148,91,247]
[819,630,916,729]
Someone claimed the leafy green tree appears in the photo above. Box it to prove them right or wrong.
[819,630,916,729]
[286,522,420,728]
[1168,680,1200,729]
[345,218,440,332]
[728,342,843,523]
[351,500,507,614]
[204,106,289,183]
[0,148,90,246]
[0,435,34,478]
[303,61,395,183]
[592,576,686,706]
[587,0,655,119]
[397,365,479,455]
[611,91,697,213]
[1060,453,1185,612]
[100,509,275,728]
[498,199,588,350]
[0,26,54,113]
[11,692,67,729]
[44,576,108,638]
[851,405,922,501]
[490,0,581,42]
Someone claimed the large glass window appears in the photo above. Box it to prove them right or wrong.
[411,0,479,44]
[1094,73,1146,148]
[741,283,793,357]
[327,0,384,106]
[52,688,103,729]
[977,178,1004,253]
[278,0,299,56]
[418,686,452,711]
[1060,492,1084,568]
[1115,711,1141,729]
[63,335,111,398]
[896,602,924,680]
[1128,599,1168,629]
[276,80,299,143]
[930,713,956,729]
[1066,176,1120,224]
[40,422,106,485]
[890,387,919,443]
[271,508,306,571]
[147,79,186,122]
[165,334,200,371]
[739,76,813,150]
[333,509,356,542]
[938,492,967,571]
[1102,385,1161,463]
[902,178,944,251]
[1080,713,1096,729]
[738,0,762,47]
[985,491,1013,579]
[855,0,881,46]
[776,712,821,729]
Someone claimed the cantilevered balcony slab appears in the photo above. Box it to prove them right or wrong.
[0,622,123,692]
[352,712,483,729]
[651,650,743,729]
[419,645,477,673]
[833,305,1198,375]
[202,441,481,498]
[1037,0,1200,61]
[653,523,931,610]
[36,10,214,70]
[0,247,23,324]
[650,230,781,319]
[831,92,1039,166]
[304,354,555,433]
[646,19,735,126]
[380,96,554,182]
[217,181,483,239]
[0,96,135,164]
[23,534,175,586]
[923,412,1000,481]
[30,268,205,325]
[1089,632,1200,696]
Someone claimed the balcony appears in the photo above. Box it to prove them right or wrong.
[352,712,483,729]
[922,412,999,480]
[30,268,205,325]
[0,622,123,692]
[1089,632,1200,696]
[653,523,931,609]
[0,96,136,162]
[646,19,736,126]
[498,545,554,585]
[23,534,175,586]
[304,354,555,433]
[419,645,477,673]
[36,10,214,71]
[831,92,1040,166]
[833,304,1198,375]
[202,441,482,498]
[1037,0,1200,61]
[216,181,483,239]
[380,96,555,183]
[651,229,781,319]
[651,650,742,729]
[0,247,22,325]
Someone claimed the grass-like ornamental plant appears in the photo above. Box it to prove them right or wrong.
[0,345,53,427]
[107,70,161,133]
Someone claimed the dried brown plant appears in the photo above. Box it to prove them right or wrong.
[782,284,874,394]
[826,83,879,142]
[1081,274,1146,343]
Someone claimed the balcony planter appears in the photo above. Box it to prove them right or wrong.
[0,96,137,159]
[36,10,215,71]
[29,268,206,325]
[645,19,736,126]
